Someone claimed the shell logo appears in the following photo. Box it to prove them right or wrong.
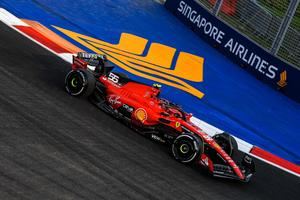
[135,108,147,122]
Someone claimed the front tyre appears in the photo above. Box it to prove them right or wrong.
[65,69,95,97]
[212,133,238,157]
[172,133,203,163]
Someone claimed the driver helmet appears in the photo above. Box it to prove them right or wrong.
[152,83,162,89]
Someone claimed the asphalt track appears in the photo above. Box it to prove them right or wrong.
[0,22,299,200]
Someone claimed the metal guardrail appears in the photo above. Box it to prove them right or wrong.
[194,0,300,69]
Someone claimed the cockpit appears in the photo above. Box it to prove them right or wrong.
[159,98,187,121]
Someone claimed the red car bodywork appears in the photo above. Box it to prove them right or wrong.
[100,75,244,179]
[66,53,255,181]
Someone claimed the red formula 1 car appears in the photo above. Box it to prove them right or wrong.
[64,52,255,182]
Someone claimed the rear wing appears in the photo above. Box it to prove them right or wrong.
[77,52,107,61]
[72,52,115,75]
[72,55,88,69]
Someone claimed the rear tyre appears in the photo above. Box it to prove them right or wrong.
[65,69,95,97]
[172,133,203,163]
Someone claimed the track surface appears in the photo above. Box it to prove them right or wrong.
[0,22,298,200]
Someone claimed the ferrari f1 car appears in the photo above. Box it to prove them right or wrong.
[64,52,255,182]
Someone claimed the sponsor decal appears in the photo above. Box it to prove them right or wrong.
[277,70,287,88]
[108,72,120,84]
[164,134,174,140]
[108,95,121,105]
[177,1,225,44]
[175,121,181,128]
[135,108,147,122]
[176,0,279,80]
[224,39,279,79]
[122,104,134,113]
[54,27,205,99]
[151,134,166,143]
[200,154,209,166]
[202,134,213,142]
[243,155,253,164]
[213,142,222,150]
[203,156,209,166]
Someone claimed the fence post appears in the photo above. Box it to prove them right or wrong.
[212,0,224,16]
[271,0,300,55]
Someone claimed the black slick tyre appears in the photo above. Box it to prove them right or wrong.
[65,69,95,97]
[172,133,203,163]
[212,133,243,162]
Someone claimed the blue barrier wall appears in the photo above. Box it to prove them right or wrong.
[0,0,299,164]
[165,0,300,103]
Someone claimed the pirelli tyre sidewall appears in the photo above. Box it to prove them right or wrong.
[65,69,95,97]
[172,133,203,163]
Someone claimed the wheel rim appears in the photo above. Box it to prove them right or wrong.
[71,77,78,87]
[66,71,85,95]
[175,140,194,158]
[179,144,190,154]
[172,137,197,163]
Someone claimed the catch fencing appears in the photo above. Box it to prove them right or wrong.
[195,0,300,69]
